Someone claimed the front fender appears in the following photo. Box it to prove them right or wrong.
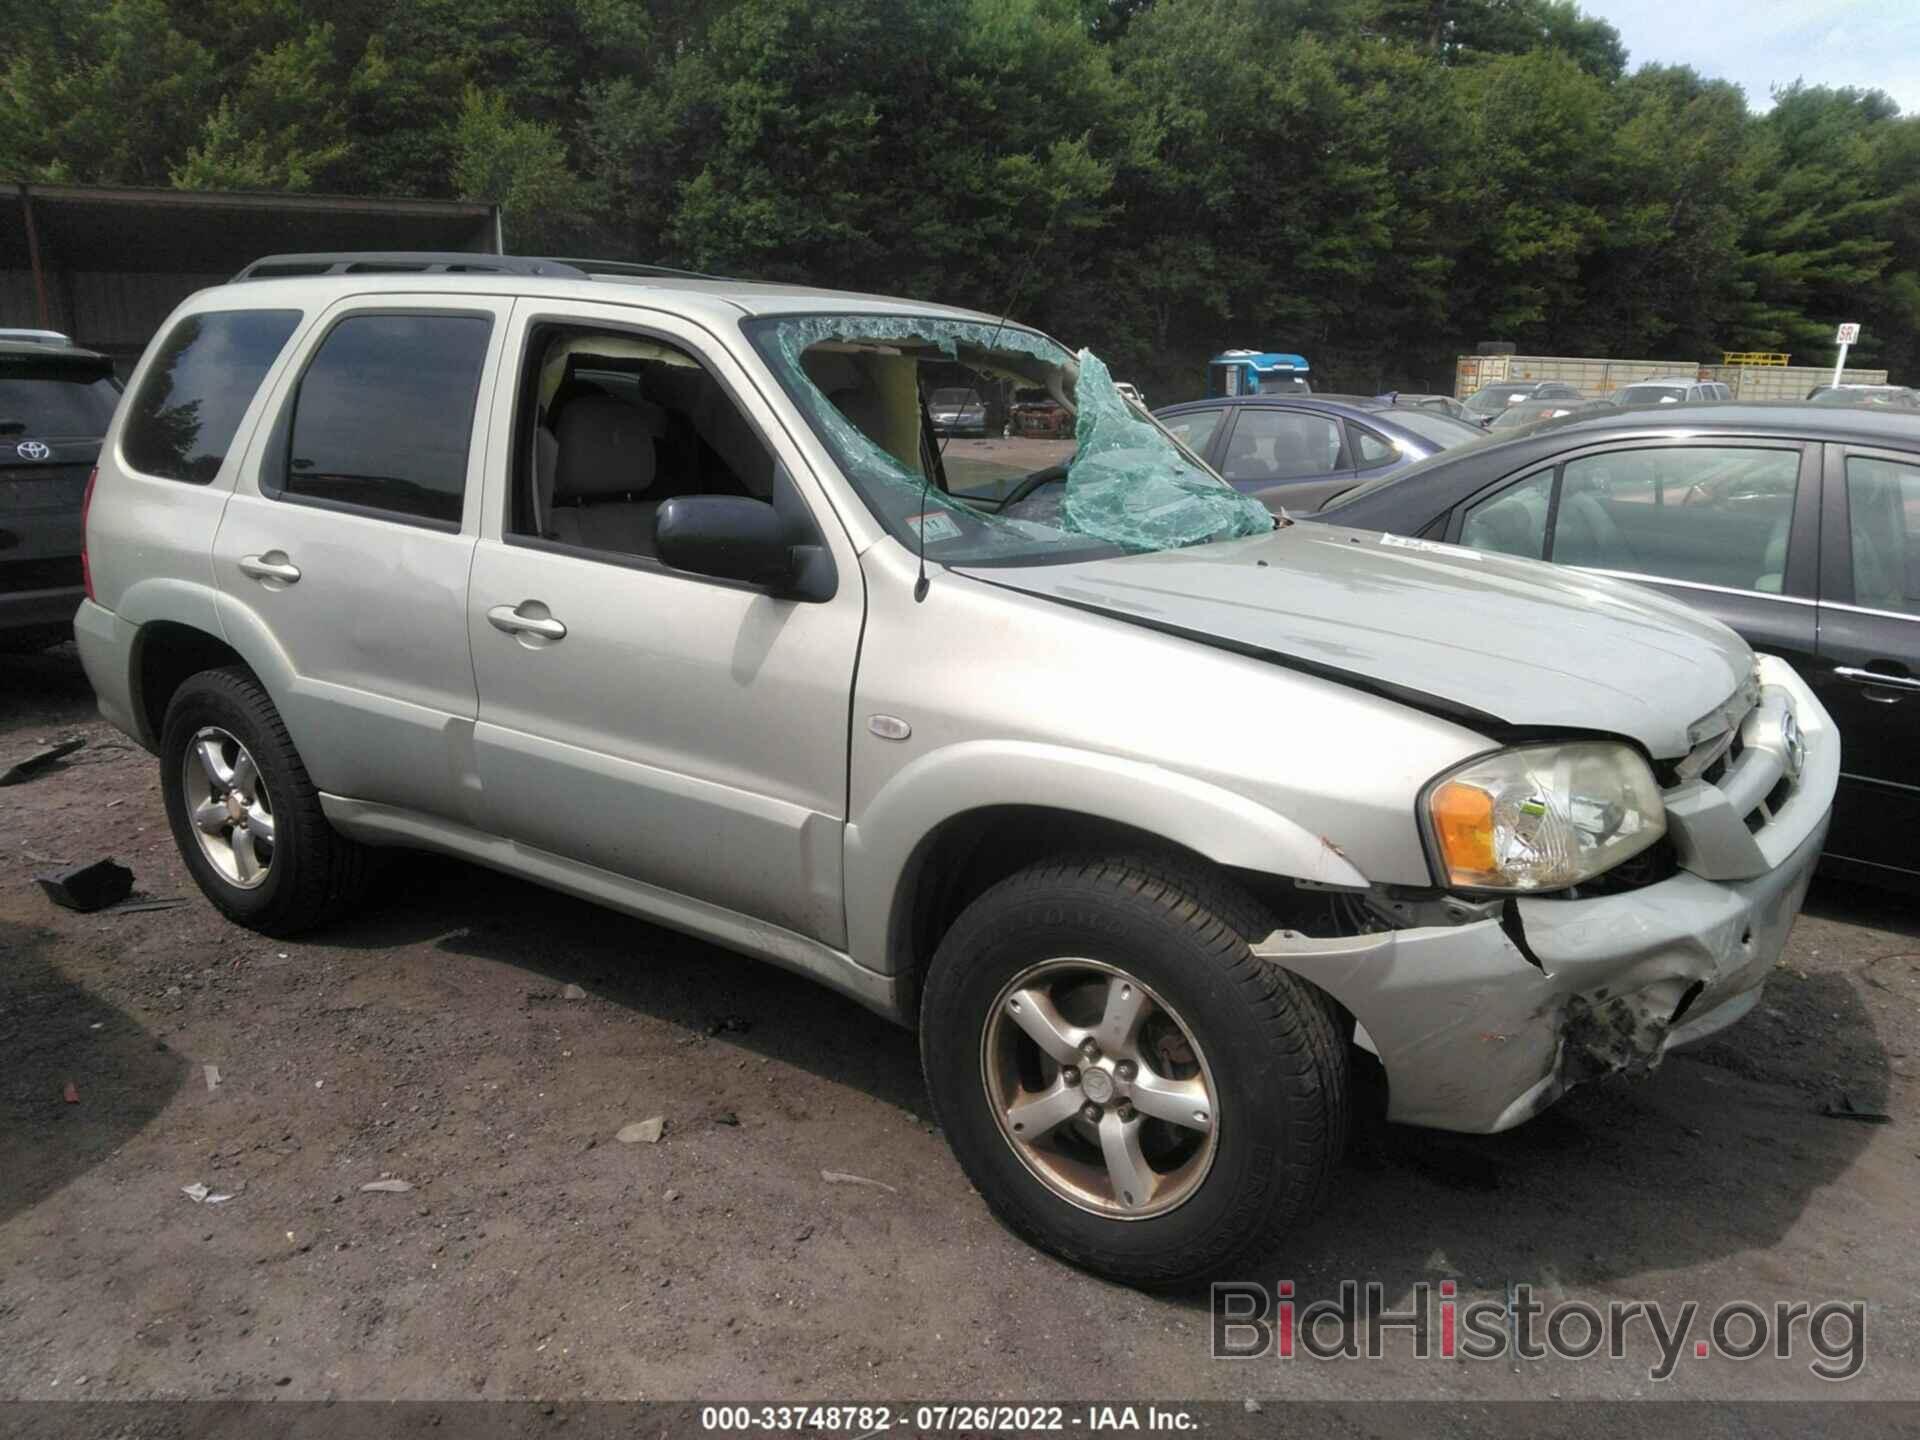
[843,739,1370,974]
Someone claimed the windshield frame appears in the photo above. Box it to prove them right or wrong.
[742,310,1267,567]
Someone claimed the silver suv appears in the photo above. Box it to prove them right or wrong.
[74,254,1837,1287]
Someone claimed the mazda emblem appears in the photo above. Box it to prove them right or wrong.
[15,440,50,461]
[1779,710,1805,781]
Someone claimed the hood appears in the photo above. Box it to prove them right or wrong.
[958,523,1751,760]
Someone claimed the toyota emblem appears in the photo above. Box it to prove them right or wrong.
[1779,710,1805,781]
[15,440,50,461]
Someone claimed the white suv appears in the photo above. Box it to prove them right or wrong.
[74,254,1836,1286]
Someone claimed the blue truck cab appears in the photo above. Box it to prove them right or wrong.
[1207,350,1312,398]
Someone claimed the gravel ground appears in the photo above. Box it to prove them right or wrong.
[2,644,1916,1407]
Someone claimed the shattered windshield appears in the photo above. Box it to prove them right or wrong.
[745,314,1273,566]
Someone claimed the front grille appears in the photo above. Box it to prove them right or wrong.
[0,555,83,593]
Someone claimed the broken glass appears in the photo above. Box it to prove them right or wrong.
[746,313,1272,567]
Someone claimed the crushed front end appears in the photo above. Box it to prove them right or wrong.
[1257,654,1836,1133]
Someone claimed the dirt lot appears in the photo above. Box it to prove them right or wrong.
[2,644,1917,1407]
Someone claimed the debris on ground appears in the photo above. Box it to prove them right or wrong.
[1821,1093,1891,1123]
[35,858,134,913]
[562,983,587,1001]
[358,1179,415,1193]
[617,1117,665,1144]
[203,1064,221,1093]
[62,1082,78,1104]
[821,1170,897,1194]
[711,1109,740,1127]
[0,737,85,786]
[705,1015,753,1036]
[181,1183,235,1204]
[102,897,190,915]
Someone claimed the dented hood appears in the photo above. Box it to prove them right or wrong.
[959,522,1752,760]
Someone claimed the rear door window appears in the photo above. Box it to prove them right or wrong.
[1844,455,1920,616]
[1221,410,1344,481]
[122,310,301,483]
[278,313,491,525]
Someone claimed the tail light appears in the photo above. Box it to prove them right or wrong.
[80,465,99,602]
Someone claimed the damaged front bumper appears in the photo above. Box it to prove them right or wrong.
[1255,655,1836,1134]
[1255,811,1825,1132]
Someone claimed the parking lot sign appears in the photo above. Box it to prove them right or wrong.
[1835,322,1860,345]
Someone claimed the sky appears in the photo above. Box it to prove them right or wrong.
[1587,0,1920,114]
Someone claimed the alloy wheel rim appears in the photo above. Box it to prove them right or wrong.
[181,726,276,890]
[981,958,1219,1220]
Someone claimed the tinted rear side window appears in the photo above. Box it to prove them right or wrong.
[0,358,120,438]
[283,313,491,525]
[123,310,301,483]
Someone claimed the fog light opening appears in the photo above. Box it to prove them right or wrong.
[1669,980,1706,1027]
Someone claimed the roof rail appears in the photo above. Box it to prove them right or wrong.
[231,252,589,283]
[536,256,747,283]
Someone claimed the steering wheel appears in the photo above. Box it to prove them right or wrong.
[999,462,1070,509]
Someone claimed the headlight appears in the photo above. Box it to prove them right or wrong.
[1424,742,1665,892]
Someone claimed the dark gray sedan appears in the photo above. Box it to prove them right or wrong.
[1153,394,1485,513]
[1309,404,1920,889]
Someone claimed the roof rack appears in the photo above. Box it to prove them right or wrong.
[230,252,589,282]
[537,256,747,283]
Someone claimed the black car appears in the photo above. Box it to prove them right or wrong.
[1153,394,1485,513]
[1311,404,1920,888]
[0,340,121,650]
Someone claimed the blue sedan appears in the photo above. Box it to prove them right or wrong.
[1154,393,1486,513]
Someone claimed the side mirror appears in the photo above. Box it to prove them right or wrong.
[654,495,835,602]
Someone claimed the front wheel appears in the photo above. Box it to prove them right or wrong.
[920,855,1348,1288]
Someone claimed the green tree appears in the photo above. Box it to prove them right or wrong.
[171,24,350,191]
[451,84,591,252]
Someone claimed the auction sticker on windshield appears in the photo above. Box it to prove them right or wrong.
[906,511,963,543]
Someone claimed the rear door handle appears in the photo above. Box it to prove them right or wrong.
[487,603,567,642]
[237,552,301,585]
[1833,665,1920,696]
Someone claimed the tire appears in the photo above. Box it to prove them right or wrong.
[160,666,368,936]
[920,854,1348,1289]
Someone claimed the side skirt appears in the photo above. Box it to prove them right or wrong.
[319,794,909,1024]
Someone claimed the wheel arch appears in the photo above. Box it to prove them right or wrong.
[844,741,1370,1006]
[120,580,298,750]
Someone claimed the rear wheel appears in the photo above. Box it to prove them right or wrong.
[920,854,1348,1288]
[160,667,368,936]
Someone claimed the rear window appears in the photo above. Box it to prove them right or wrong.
[1620,385,1688,405]
[0,358,120,438]
[1385,408,1484,449]
[122,310,302,483]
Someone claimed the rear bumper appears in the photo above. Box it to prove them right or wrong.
[72,598,145,743]
[0,583,84,637]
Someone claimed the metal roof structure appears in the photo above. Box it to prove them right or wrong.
[2,183,501,367]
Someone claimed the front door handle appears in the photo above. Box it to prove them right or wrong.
[1832,665,1920,699]
[487,602,567,643]
[238,552,301,585]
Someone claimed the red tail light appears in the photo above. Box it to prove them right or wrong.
[80,465,99,602]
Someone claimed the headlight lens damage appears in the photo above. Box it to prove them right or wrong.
[1426,742,1666,892]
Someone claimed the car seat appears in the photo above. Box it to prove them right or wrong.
[542,393,671,555]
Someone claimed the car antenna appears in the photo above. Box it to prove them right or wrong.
[915,212,1059,603]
